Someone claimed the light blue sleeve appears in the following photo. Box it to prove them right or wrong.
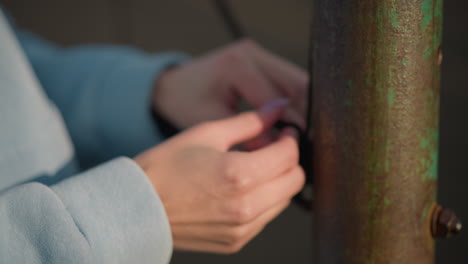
[0,157,174,264]
[15,30,189,165]
[0,11,183,263]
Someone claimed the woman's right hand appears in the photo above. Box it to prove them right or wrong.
[134,99,305,254]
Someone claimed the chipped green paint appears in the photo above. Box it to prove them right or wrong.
[424,49,433,58]
[420,150,439,181]
[385,139,392,172]
[420,136,430,149]
[422,0,444,58]
[421,0,443,31]
[313,0,441,262]
[421,0,434,30]
[384,197,392,208]
[391,10,399,27]
[423,40,440,58]
[402,58,408,66]
[435,0,444,34]
[388,87,395,105]
[375,6,384,31]
[420,130,439,181]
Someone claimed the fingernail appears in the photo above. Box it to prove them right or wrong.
[260,98,289,114]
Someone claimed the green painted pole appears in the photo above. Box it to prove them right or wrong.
[311,0,443,263]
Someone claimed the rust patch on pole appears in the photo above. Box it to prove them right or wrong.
[311,0,443,263]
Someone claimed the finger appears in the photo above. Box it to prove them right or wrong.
[238,166,303,224]
[232,64,306,133]
[190,102,236,125]
[173,237,234,254]
[220,165,304,225]
[231,127,300,188]
[172,199,289,244]
[242,131,276,151]
[173,200,290,254]
[231,60,284,108]
[241,40,308,114]
[283,108,306,130]
[213,98,289,150]
[225,199,290,248]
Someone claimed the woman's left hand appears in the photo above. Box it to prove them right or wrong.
[153,39,308,131]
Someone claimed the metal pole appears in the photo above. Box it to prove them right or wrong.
[312,0,443,263]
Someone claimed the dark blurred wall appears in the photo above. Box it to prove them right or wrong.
[1,0,466,263]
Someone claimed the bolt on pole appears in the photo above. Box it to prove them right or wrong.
[311,0,444,263]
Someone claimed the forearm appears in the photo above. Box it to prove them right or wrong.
[15,29,190,165]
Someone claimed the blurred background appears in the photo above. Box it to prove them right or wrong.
[1,0,465,263]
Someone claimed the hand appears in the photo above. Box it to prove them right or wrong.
[153,39,308,130]
[135,100,305,254]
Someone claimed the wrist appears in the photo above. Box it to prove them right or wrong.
[152,68,174,120]
[134,154,160,195]
[152,68,182,138]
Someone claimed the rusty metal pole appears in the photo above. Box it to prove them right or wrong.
[312,0,443,263]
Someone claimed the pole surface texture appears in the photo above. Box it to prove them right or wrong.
[312,0,443,263]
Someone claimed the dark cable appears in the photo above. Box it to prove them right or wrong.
[212,0,245,40]
[213,0,315,210]
[303,10,315,183]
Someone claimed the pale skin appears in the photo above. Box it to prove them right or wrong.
[134,39,308,254]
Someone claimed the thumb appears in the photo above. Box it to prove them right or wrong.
[214,98,289,150]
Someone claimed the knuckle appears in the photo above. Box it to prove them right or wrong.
[193,121,216,133]
[240,74,270,96]
[224,226,248,245]
[221,155,249,192]
[237,38,259,51]
[293,166,306,190]
[224,242,245,255]
[241,112,262,128]
[216,38,259,70]
[282,137,300,164]
[225,199,253,225]
[217,47,243,69]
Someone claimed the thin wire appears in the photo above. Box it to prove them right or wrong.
[212,0,245,40]
[212,0,313,134]
[305,17,314,146]
[213,0,315,202]
[302,9,314,183]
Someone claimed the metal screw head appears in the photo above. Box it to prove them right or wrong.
[431,205,463,238]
